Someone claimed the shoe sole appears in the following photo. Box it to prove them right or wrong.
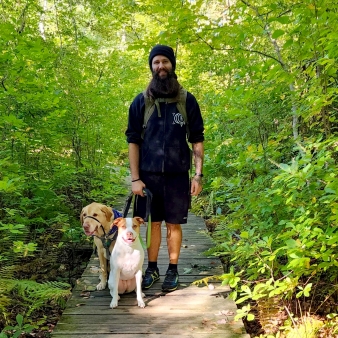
[162,285,178,292]
[142,276,160,289]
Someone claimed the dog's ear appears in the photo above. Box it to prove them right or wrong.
[112,217,123,227]
[134,216,144,225]
[80,208,85,224]
[101,206,113,221]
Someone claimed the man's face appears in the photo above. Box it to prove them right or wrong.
[151,55,173,79]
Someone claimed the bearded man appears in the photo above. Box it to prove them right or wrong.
[125,44,204,292]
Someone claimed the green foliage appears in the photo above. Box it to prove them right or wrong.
[0,279,70,329]
[1,314,35,338]
[1,0,338,335]
[0,0,131,332]
[210,139,338,329]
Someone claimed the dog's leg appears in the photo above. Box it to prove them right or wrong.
[96,247,108,290]
[108,268,120,308]
[135,270,145,308]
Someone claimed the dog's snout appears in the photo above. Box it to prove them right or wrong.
[125,231,136,240]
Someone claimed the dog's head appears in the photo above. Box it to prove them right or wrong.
[112,217,144,245]
[80,202,113,236]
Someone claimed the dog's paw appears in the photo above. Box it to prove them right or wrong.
[138,299,145,308]
[96,281,107,290]
[110,298,118,308]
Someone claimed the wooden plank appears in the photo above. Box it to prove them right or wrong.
[53,330,243,338]
[52,326,246,338]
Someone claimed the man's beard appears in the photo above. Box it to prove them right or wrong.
[147,70,180,98]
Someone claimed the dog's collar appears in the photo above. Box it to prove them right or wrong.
[83,209,121,240]
[84,210,122,258]
[107,209,122,238]
[113,209,123,219]
[108,209,122,239]
[83,215,101,223]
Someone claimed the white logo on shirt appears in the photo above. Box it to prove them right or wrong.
[173,113,185,127]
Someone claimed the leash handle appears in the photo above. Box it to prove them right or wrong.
[143,188,152,249]
[122,188,153,249]
[142,188,153,223]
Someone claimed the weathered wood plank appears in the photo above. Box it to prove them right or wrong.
[52,326,246,338]
[52,335,244,338]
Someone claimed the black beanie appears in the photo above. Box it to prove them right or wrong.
[148,45,176,71]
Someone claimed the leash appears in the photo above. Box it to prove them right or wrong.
[122,188,153,249]
[84,208,122,259]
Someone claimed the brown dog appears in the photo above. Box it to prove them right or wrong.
[80,202,121,290]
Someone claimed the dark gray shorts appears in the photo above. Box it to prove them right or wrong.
[134,172,190,224]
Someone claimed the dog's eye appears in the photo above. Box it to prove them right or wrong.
[133,225,137,229]
[122,225,126,229]
[93,213,98,217]
[83,213,87,217]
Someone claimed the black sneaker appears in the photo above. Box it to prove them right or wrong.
[142,267,160,289]
[162,269,179,292]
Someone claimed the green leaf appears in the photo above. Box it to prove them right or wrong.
[240,231,249,239]
[272,29,285,39]
[276,16,290,24]
[16,314,24,327]
[285,239,297,248]
[279,163,291,173]
[283,39,294,49]
[247,313,255,321]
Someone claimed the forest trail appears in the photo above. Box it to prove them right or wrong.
[51,189,249,337]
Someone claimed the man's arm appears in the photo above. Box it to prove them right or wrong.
[129,143,145,196]
[191,141,204,196]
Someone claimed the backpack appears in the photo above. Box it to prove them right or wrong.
[141,87,189,139]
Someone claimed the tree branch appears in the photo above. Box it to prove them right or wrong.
[196,34,284,67]
[1,77,7,91]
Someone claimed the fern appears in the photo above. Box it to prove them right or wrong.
[0,279,71,320]
[0,266,15,280]
[0,295,11,319]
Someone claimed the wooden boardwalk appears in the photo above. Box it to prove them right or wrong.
[51,211,249,338]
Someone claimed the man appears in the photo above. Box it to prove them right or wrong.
[125,44,204,292]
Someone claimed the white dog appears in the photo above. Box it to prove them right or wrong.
[108,217,145,308]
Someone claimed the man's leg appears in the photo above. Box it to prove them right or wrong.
[162,223,182,292]
[166,223,182,264]
[142,221,161,289]
[147,221,162,261]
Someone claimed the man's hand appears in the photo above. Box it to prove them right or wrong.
[132,180,146,197]
[191,176,202,196]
